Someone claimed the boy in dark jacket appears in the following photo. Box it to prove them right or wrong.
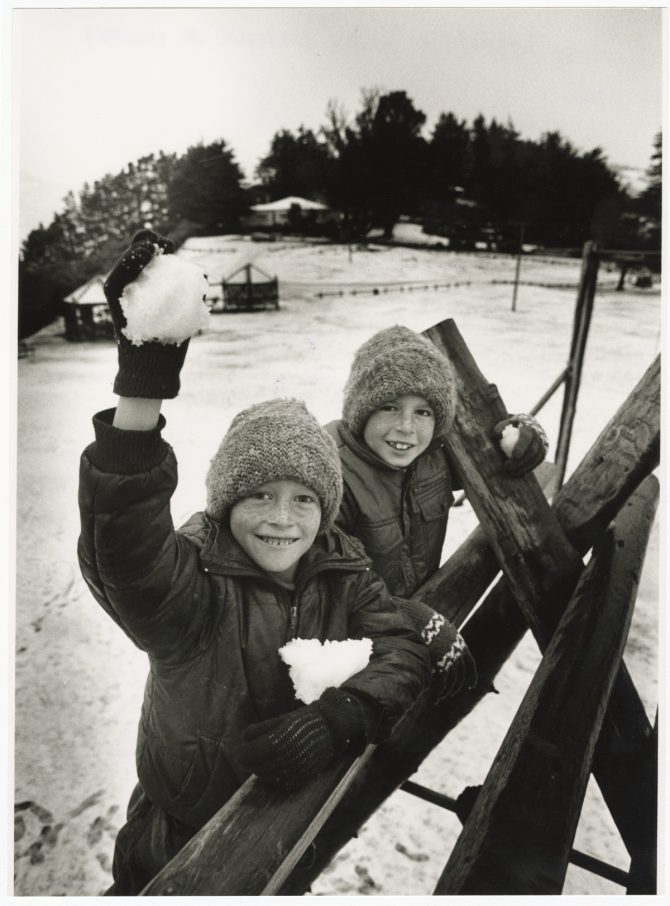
[326,325,549,699]
[77,234,430,894]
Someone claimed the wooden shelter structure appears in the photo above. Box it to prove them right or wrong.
[138,243,660,896]
[246,195,333,229]
[63,274,115,341]
[221,262,279,312]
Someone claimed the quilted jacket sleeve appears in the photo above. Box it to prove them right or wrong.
[77,408,211,660]
[339,568,431,739]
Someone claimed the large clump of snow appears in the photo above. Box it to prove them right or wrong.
[279,637,373,704]
[120,253,210,346]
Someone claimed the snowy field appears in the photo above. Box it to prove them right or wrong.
[14,236,661,896]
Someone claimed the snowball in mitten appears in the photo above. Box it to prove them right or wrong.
[103,230,208,399]
[493,413,549,476]
[120,253,209,346]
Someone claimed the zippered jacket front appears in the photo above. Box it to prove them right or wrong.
[325,420,461,598]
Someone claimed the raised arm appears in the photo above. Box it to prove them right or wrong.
[77,231,209,654]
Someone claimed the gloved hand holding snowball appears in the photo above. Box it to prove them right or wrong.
[235,638,379,789]
[235,686,376,791]
[103,229,210,399]
[493,413,549,477]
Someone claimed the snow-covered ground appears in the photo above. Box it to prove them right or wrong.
[14,237,661,896]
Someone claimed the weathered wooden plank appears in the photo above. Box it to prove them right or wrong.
[587,477,660,894]
[278,361,659,895]
[417,461,558,626]
[434,475,658,895]
[261,745,376,895]
[555,355,660,554]
[425,319,584,646]
[625,714,658,894]
[140,746,375,896]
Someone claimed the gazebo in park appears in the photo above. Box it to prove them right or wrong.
[63,274,115,341]
[220,262,279,312]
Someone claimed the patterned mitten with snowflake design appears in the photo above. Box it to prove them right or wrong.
[421,611,478,703]
[401,597,478,703]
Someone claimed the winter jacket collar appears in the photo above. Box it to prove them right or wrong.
[193,511,370,582]
[327,419,445,475]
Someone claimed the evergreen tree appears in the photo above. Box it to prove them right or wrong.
[363,90,429,237]
[256,127,332,200]
[167,140,246,235]
[326,89,428,239]
[635,132,662,247]
[429,112,472,198]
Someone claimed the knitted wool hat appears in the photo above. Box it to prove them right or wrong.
[342,325,456,437]
[206,398,343,529]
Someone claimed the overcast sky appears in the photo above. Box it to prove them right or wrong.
[11,4,666,240]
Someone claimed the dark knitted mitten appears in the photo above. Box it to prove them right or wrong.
[104,230,190,399]
[235,687,373,790]
[423,612,478,703]
[401,597,477,704]
[493,413,549,477]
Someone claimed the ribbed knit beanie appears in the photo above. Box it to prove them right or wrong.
[206,398,343,529]
[342,325,456,437]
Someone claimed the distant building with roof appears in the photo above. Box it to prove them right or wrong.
[63,274,115,341]
[244,195,339,230]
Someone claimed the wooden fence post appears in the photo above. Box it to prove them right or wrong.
[417,460,557,626]
[511,222,524,312]
[553,241,599,491]
[424,318,584,646]
[434,475,658,895]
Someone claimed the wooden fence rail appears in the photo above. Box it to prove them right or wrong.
[434,475,658,894]
[140,747,377,895]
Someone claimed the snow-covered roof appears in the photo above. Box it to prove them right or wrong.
[64,274,109,306]
[250,196,328,212]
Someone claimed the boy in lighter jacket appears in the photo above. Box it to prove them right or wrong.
[326,325,548,699]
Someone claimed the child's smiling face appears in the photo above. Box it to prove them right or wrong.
[229,479,322,582]
[363,394,436,468]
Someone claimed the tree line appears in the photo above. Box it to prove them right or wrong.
[19,88,661,338]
